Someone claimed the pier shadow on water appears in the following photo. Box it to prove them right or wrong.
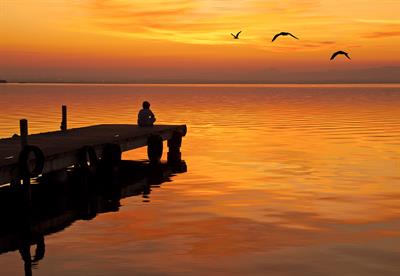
[0,160,187,275]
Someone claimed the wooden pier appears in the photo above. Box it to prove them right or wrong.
[0,123,187,185]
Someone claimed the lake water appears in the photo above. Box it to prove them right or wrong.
[0,84,400,275]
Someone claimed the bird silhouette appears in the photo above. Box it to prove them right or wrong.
[330,51,351,60]
[231,31,242,39]
[272,32,299,42]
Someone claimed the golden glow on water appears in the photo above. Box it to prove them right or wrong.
[0,84,400,274]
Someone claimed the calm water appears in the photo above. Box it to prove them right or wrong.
[0,84,400,275]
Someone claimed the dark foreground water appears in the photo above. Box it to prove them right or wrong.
[0,84,400,275]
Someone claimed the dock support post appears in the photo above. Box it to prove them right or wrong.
[22,177,32,209]
[19,119,32,207]
[20,119,28,148]
[167,131,183,165]
[99,144,121,195]
[147,135,163,164]
[60,105,67,131]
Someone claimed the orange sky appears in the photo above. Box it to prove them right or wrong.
[1,0,399,83]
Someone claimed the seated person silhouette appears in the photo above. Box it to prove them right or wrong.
[138,101,156,127]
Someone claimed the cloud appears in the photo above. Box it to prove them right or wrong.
[355,19,400,24]
[83,0,326,46]
[264,40,339,53]
[84,0,236,45]
[363,31,400,39]
[88,0,195,17]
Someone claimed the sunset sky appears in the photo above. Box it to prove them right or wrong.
[1,0,399,83]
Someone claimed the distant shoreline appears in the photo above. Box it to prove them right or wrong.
[2,82,400,86]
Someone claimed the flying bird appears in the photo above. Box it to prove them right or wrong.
[231,31,242,39]
[330,51,351,60]
[272,32,299,42]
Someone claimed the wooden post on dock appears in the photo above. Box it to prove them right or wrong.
[19,119,32,206]
[60,105,67,131]
[147,135,163,164]
[167,131,182,165]
[10,119,28,187]
[20,119,28,148]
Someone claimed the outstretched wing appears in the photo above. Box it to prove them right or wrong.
[330,51,340,60]
[288,33,299,40]
[344,53,351,60]
[236,31,242,37]
[231,33,235,38]
[272,33,281,42]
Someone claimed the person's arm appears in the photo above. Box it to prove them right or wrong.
[149,110,156,122]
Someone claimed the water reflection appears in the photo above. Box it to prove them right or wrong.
[0,84,400,274]
[0,160,187,275]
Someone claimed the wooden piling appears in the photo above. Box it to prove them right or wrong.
[60,105,67,131]
[167,131,183,165]
[18,119,32,204]
[22,176,32,209]
[147,134,163,164]
[20,119,28,148]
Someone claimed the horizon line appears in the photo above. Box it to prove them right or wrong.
[2,82,400,87]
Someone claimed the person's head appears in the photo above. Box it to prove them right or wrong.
[142,101,150,109]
